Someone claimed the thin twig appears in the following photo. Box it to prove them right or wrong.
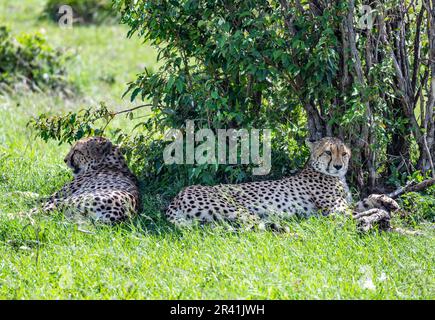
[113,103,153,115]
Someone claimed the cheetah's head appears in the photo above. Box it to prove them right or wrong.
[64,136,128,176]
[306,137,351,178]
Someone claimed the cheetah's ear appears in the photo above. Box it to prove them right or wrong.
[101,139,113,154]
[305,137,317,150]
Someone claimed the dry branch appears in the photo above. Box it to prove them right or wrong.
[388,178,435,199]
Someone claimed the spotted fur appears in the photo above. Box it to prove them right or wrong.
[30,137,140,223]
[166,137,399,228]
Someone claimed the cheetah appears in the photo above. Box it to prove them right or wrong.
[28,136,140,223]
[166,137,399,231]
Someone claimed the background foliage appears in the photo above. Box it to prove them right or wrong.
[0,25,70,93]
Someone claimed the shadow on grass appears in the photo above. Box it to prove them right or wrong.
[116,190,351,239]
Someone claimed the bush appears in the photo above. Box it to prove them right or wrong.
[0,26,71,93]
[117,0,432,193]
[43,0,116,25]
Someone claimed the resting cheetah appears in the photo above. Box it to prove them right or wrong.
[28,136,140,223]
[166,137,399,231]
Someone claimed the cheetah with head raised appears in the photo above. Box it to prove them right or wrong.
[166,137,399,231]
[29,136,140,223]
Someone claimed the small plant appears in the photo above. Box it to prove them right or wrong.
[399,172,435,224]
[400,190,435,224]
[43,0,116,25]
[0,26,71,93]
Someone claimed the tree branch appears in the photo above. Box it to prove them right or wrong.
[388,178,435,199]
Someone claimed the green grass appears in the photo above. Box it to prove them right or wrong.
[0,213,433,299]
[0,0,434,299]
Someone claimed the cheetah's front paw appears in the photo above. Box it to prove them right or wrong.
[357,194,400,213]
[354,208,391,232]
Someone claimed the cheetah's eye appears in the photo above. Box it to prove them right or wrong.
[325,151,331,156]
[342,152,347,157]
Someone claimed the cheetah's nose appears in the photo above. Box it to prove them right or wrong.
[334,164,342,170]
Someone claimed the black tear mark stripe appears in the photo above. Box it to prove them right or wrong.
[70,150,77,168]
